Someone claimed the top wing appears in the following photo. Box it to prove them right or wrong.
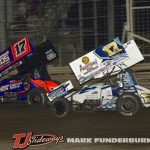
[69,38,144,84]
[17,40,58,80]
[0,37,33,78]
[94,39,144,79]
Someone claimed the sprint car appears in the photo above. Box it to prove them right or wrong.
[0,37,59,106]
[48,38,150,118]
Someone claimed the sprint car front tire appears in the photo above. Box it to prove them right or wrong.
[116,93,141,117]
[50,98,70,118]
[27,88,47,107]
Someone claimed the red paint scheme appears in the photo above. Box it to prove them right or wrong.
[31,79,59,92]
[11,37,31,60]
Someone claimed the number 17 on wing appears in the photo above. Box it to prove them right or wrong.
[11,37,32,60]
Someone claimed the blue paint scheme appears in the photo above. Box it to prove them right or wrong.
[79,86,97,94]
[0,79,24,96]
[111,69,138,97]
[94,37,128,63]
[112,87,122,97]
[122,71,138,93]
[18,95,27,101]
[0,37,34,78]
[0,38,59,102]
[0,37,35,101]
[101,85,110,89]
[0,75,47,101]
[30,82,37,89]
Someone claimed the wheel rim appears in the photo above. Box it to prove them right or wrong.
[32,95,42,104]
[54,101,67,116]
[121,99,135,113]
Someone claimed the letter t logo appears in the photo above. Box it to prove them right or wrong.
[12,132,32,149]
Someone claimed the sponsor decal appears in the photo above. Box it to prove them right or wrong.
[11,37,31,60]
[46,49,57,61]
[12,132,64,149]
[102,41,122,57]
[0,61,22,77]
[48,86,66,98]
[0,81,22,92]
[0,85,9,92]
[0,37,32,77]
[10,81,22,90]
[82,56,89,64]
[47,80,73,100]
[0,51,10,68]
[94,37,126,59]
[80,56,98,75]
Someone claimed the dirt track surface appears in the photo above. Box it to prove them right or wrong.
[1,104,150,149]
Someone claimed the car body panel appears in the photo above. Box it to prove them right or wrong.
[0,37,59,102]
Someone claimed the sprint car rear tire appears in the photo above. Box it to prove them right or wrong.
[50,98,70,118]
[27,88,47,107]
[116,93,141,117]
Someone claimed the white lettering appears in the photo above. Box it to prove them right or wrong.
[0,51,10,67]
[67,138,92,143]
